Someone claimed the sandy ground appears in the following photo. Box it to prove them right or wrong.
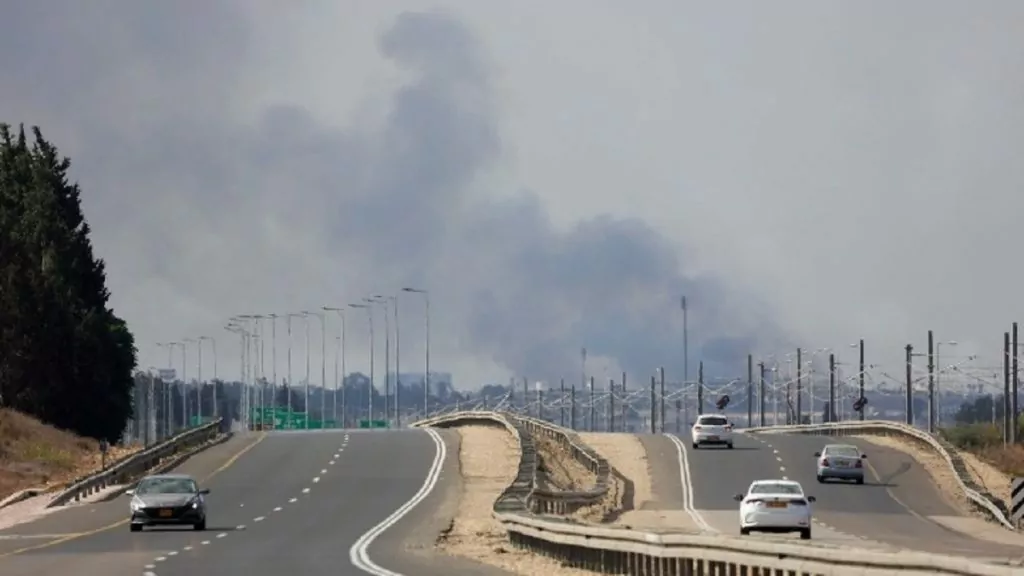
[958,451,1013,505]
[576,433,676,528]
[438,425,602,575]
[0,483,125,530]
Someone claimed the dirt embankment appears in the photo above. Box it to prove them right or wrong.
[437,424,600,576]
[0,408,140,501]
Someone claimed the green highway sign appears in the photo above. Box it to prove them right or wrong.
[358,419,388,429]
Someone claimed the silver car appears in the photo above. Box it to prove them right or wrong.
[126,473,209,531]
[814,444,866,484]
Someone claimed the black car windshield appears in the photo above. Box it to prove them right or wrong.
[136,478,198,495]
[824,446,860,458]
[698,416,728,426]
[749,483,802,495]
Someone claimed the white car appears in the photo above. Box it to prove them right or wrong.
[690,414,733,449]
[733,479,815,540]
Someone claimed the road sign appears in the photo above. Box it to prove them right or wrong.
[158,368,176,381]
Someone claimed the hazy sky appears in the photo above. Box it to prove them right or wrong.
[2,1,1022,390]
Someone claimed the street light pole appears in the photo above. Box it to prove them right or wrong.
[369,296,393,424]
[309,311,327,427]
[301,311,311,429]
[198,336,217,418]
[350,303,374,424]
[401,287,429,416]
[268,314,278,423]
[180,340,189,430]
[323,307,347,427]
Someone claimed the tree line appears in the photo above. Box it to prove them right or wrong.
[0,124,136,442]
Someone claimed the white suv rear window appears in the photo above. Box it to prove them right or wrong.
[698,416,728,426]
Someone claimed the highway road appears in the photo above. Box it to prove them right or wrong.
[0,428,503,576]
[666,430,1024,560]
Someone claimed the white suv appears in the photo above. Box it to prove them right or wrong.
[691,414,734,449]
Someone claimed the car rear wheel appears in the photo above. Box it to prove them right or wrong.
[193,519,206,531]
[816,475,825,483]
[739,527,750,536]
[800,528,811,540]
[130,524,142,532]
[855,477,864,485]
[727,442,734,449]
[692,443,699,449]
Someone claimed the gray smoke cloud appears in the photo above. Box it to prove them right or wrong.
[0,2,795,387]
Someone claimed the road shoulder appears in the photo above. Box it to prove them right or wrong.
[0,433,261,556]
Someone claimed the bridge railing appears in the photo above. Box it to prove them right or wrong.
[48,419,225,507]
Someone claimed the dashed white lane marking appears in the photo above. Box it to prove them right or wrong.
[254,516,266,522]
[201,540,210,545]
[289,497,298,503]
[144,572,157,576]
[334,453,340,458]
[236,524,246,530]
[216,532,227,539]
[167,550,178,556]
[183,545,192,551]
[273,506,282,512]
[313,477,320,483]
[302,487,311,494]
[329,460,336,465]
[320,468,327,474]
[145,564,155,569]
[155,556,166,562]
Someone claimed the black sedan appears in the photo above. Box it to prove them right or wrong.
[126,473,209,531]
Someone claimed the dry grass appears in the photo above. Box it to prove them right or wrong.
[0,408,140,501]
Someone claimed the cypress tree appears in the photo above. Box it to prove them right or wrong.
[0,124,137,441]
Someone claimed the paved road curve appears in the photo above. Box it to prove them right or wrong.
[667,429,1024,560]
[0,428,498,576]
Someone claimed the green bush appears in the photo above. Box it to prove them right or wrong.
[940,423,1004,450]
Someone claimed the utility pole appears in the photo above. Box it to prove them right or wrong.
[828,353,836,423]
[269,315,277,425]
[649,375,656,434]
[747,354,753,428]
[858,339,865,421]
[1004,331,1012,445]
[609,378,615,432]
[681,296,689,388]
[928,330,935,433]
[570,385,577,429]
[796,347,802,425]
[905,344,913,426]
[589,376,595,432]
[560,378,566,427]
[659,366,666,433]
[1013,321,1019,443]
[697,362,704,416]
[758,362,766,427]
[621,372,628,432]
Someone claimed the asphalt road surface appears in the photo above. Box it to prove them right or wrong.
[0,428,501,576]
[665,429,1024,560]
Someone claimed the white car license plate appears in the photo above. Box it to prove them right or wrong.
[708,435,719,440]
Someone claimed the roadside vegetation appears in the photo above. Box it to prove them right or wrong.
[941,395,1024,476]
[0,124,139,499]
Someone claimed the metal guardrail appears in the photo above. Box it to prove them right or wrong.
[414,411,1023,575]
[743,420,1014,529]
[47,419,224,507]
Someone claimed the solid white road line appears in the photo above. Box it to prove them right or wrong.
[665,433,715,532]
[349,427,446,576]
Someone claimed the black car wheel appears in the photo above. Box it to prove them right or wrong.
[193,519,206,531]
[130,524,143,532]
